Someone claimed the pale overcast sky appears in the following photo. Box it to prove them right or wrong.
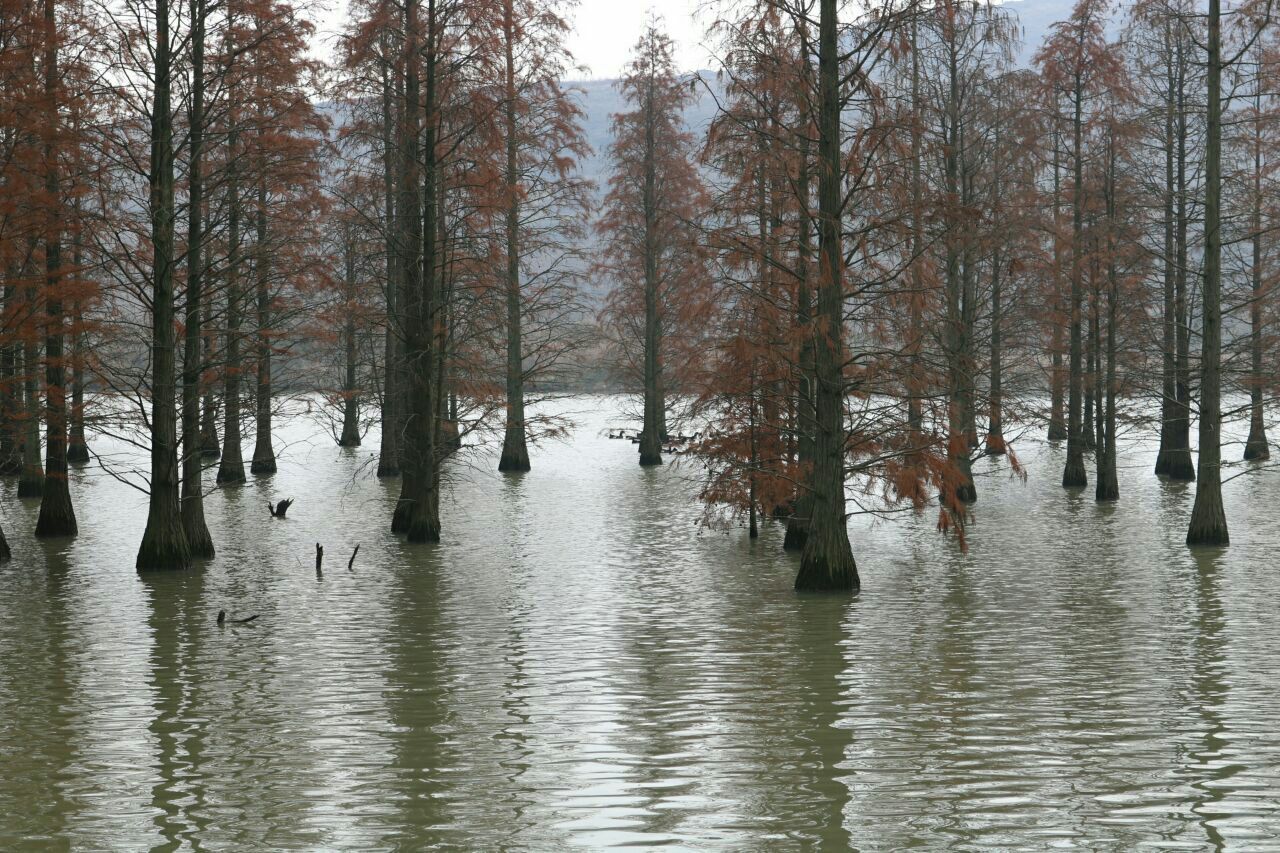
[311,0,713,79]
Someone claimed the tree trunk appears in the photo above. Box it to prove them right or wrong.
[35,0,77,537]
[339,241,361,447]
[1187,0,1227,546]
[498,0,530,473]
[1062,78,1087,488]
[377,42,401,477]
[1048,134,1067,442]
[179,0,213,557]
[795,0,858,592]
[250,177,276,474]
[1096,138,1119,502]
[638,67,662,467]
[1244,80,1269,462]
[396,0,442,542]
[217,127,245,484]
[987,247,1005,455]
[1155,29,1178,475]
[1167,39,1196,481]
[137,0,190,570]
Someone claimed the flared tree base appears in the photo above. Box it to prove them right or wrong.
[985,432,1006,456]
[1155,449,1195,481]
[182,512,215,558]
[250,456,277,475]
[391,494,412,534]
[216,459,245,485]
[16,472,43,498]
[35,486,77,538]
[1047,421,1068,442]
[201,444,221,460]
[1062,451,1087,488]
[783,521,807,552]
[376,460,400,478]
[1244,429,1270,461]
[67,442,90,465]
[498,433,530,473]
[1095,475,1119,502]
[136,519,190,571]
[1186,487,1229,546]
[0,453,21,475]
[794,526,859,592]
[638,452,663,466]
[338,432,361,448]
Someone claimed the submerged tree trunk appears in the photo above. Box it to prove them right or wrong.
[987,247,1005,455]
[217,128,245,484]
[1155,35,1178,476]
[137,0,190,570]
[250,178,276,475]
[179,0,213,557]
[1048,136,1067,442]
[638,67,662,468]
[1063,77,1087,489]
[1244,82,1269,462]
[1096,140,1119,502]
[339,241,361,447]
[1187,0,1227,546]
[498,0,530,473]
[377,44,401,477]
[396,0,442,542]
[1166,41,1196,481]
[795,0,857,593]
[35,0,77,538]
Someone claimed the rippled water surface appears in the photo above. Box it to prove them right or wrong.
[2,396,1279,850]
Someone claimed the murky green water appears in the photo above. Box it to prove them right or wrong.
[1,397,1278,850]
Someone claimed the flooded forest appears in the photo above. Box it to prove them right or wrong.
[2,0,1280,847]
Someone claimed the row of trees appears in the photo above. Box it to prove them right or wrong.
[2,0,1277,589]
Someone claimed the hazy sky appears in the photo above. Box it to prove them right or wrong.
[312,0,712,79]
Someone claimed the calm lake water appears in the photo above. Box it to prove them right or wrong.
[1,396,1278,850]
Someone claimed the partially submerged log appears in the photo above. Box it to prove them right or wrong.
[217,609,259,625]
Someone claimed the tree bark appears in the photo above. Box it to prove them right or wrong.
[1063,75,1087,488]
[638,61,662,467]
[137,0,190,570]
[217,126,245,484]
[794,0,858,592]
[180,0,213,556]
[250,177,276,475]
[498,0,530,473]
[339,240,361,447]
[1244,76,1269,462]
[1187,0,1228,545]
[35,0,77,537]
